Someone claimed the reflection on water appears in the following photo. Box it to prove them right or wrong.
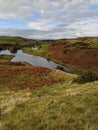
[0,50,73,72]
[0,50,12,55]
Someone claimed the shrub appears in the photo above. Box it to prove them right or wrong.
[10,45,18,53]
[74,42,89,47]
[56,65,64,71]
[73,71,98,84]
[63,49,68,54]
[95,59,98,65]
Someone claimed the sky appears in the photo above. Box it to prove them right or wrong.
[0,0,98,39]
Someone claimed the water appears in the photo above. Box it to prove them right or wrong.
[0,50,73,72]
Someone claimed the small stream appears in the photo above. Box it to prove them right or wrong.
[0,50,73,72]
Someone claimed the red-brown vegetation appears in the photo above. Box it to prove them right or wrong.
[49,41,98,72]
[0,60,61,90]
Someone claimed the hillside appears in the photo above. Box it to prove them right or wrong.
[0,36,98,72]
[0,55,98,130]
[23,37,98,73]
[0,36,39,51]
[0,36,98,130]
[0,59,98,130]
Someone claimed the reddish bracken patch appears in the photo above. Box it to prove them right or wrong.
[49,43,98,72]
[0,61,61,90]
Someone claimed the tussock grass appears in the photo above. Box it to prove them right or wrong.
[0,70,98,130]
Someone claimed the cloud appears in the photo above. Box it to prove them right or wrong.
[0,0,98,39]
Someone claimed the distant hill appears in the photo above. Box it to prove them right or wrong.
[0,36,98,47]
[0,36,98,72]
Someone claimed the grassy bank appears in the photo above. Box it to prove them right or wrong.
[0,69,98,130]
[23,43,51,58]
[0,55,14,60]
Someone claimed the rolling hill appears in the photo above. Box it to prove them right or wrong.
[0,36,98,130]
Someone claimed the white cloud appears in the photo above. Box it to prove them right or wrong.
[0,0,98,39]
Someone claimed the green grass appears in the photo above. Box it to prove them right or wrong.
[22,47,33,54]
[0,36,37,50]
[0,55,14,60]
[0,36,32,45]
[23,43,51,58]
[0,70,98,130]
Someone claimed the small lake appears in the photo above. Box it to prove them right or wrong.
[0,50,73,72]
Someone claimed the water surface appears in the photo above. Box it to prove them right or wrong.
[0,50,73,72]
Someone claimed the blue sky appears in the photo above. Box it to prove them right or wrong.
[0,19,27,28]
[0,0,98,39]
[89,4,98,10]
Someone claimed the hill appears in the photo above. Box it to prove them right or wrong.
[48,37,98,72]
[0,36,98,129]
[0,58,98,130]
[23,36,98,73]
[0,36,98,72]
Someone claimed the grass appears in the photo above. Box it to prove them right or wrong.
[0,70,98,130]
[0,55,14,60]
[0,36,34,45]
[23,43,51,58]
[0,56,98,130]
[0,36,98,129]
[0,36,37,51]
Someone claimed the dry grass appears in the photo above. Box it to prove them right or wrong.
[0,68,98,130]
